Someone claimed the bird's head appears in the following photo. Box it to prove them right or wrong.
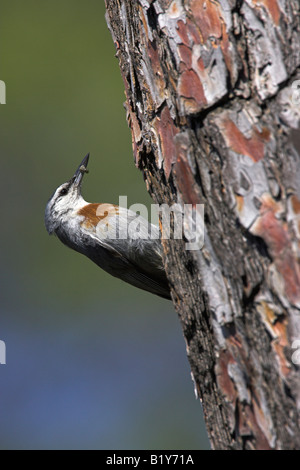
[45,153,90,235]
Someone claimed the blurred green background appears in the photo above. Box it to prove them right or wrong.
[0,1,209,449]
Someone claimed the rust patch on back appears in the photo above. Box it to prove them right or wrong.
[78,203,119,230]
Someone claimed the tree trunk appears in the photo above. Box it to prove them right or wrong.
[105,0,300,450]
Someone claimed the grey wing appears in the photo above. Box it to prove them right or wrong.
[118,237,171,299]
[85,213,171,299]
[87,238,171,299]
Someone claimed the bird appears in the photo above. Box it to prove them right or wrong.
[45,154,171,300]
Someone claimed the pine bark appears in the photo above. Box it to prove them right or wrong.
[105,0,300,449]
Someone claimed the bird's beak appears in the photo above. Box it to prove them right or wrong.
[72,153,90,187]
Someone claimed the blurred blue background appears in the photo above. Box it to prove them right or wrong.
[0,1,209,449]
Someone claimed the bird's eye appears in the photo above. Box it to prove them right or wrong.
[59,187,68,196]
